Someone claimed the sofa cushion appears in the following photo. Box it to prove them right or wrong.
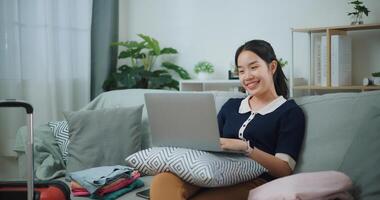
[294,92,373,172]
[125,147,266,187]
[81,89,177,150]
[338,91,380,200]
[65,105,143,173]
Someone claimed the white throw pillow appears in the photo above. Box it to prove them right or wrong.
[125,147,267,187]
[48,121,70,161]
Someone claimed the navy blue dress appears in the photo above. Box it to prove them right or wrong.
[217,97,306,180]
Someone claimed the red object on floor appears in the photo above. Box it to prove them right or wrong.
[0,180,70,200]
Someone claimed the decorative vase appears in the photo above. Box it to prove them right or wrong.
[351,13,364,25]
[197,72,209,80]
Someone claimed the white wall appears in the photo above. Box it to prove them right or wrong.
[119,0,380,84]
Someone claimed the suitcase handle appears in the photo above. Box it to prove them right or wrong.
[0,99,34,200]
[0,99,33,114]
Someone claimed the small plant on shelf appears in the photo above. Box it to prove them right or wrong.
[278,58,288,68]
[194,61,214,80]
[372,72,380,77]
[348,0,370,25]
[194,61,215,74]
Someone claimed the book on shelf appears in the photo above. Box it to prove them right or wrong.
[331,35,352,86]
[319,35,352,87]
[320,36,327,86]
[312,34,322,86]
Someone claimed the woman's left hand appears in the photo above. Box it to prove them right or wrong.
[220,138,247,152]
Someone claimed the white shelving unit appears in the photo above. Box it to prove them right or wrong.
[179,80,241,92]
[291,23,380,97]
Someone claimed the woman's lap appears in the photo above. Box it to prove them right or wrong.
[150,172,266,200]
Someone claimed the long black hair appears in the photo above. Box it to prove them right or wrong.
[235,39,288,99]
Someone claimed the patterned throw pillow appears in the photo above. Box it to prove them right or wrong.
[48,121,70,161]
[125,147,267,187]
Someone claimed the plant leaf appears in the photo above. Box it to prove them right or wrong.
[118,47,144,59]
[126,41,142,48]
[118,65,132,72]
[112,41,140,48]
[160,48,178,55]
[138,34,160,56]
[118,50,132,59]
[153,69,170,76]
[372,72,380,77]
[102,72,119,91]
[148,50,156,56]
[119,71,136,88]
[148,73,179,90]
[163,79,179,90]
[161,62,191,79]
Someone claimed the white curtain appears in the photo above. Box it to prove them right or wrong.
[0,0,92,156]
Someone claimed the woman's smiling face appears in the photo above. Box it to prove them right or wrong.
[237,50,276,96]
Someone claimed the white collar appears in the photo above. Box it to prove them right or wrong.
[238,95,286,115]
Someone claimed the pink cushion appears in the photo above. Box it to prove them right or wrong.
[248,171,353,200]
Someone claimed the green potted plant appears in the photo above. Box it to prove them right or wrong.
[348,0,370,25]
[194,61,214,80]
[372,72,380,77]
[103,34,190,91]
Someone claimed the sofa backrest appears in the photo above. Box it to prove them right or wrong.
[294,92,362,172]
[83,89,247,150]
[294,90,380,199]
[338,94,380,199]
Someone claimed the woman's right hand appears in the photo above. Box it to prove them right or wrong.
[219,138,248,152]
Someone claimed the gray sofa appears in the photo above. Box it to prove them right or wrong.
[14,89,380,200]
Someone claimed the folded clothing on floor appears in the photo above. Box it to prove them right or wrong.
[91,179,144,200]
[68,165,134,194]
[70,168,141,197]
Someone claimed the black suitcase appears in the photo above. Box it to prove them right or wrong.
[0,100,70,200]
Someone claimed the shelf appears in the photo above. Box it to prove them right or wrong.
[291,23,380,97]
[180,80,240,84]
[292,23,380,33]
[293,85,380,91]
[179,80,241,92]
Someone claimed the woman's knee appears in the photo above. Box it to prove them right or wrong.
[150,172,200,200]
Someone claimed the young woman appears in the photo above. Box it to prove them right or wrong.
[150,39,305,200]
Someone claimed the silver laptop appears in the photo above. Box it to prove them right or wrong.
[145,92,239,153]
